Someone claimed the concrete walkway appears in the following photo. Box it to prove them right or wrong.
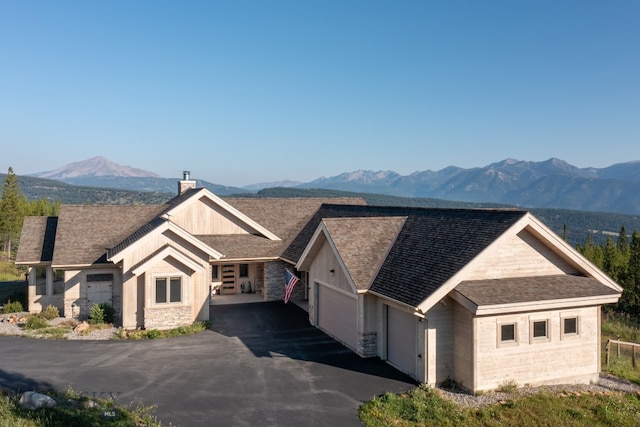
[0,301,416,426]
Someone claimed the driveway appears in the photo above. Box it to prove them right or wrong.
[0,302,416,426]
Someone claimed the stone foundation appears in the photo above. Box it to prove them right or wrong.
[358,332,378,357]
[144,305,192,330]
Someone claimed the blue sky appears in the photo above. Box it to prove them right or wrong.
[1,1,638,187]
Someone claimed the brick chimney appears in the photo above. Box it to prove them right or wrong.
[178,171,196,194]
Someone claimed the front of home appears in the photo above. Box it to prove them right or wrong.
[15,173,364,329]
[16,177,622,393]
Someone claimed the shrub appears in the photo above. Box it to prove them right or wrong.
[40,305,60,320]
[88,303,114,324]
[2,300,23,314]
[24,314,49,330]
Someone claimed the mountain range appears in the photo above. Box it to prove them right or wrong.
[25,155,640,215]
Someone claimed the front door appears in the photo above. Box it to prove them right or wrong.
[221,264,236,294]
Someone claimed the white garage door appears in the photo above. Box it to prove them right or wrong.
[317,284,357,350]
[87,282,113,307]
[387,305,417,377]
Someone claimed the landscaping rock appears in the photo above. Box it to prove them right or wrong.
[19,391,57,410]
[74,321,90,333]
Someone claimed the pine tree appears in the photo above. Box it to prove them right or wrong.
[0,167,22,261]
[617,226,629,255]
[626,230,640,318]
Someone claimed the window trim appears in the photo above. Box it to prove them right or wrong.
[497,321,519,348]
[529,318,551,344]
[154,275,183,305]
[561,314,580,340]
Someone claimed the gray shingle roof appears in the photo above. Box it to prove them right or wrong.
[284,205,528,307]
[322,217,406,290]
[53,205,166,266]
[455,275,620,306]
[16,217,57,264]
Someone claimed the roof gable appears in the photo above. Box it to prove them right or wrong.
[314,217,406,290]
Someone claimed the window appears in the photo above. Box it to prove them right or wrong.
[35,267,46,295]
[497,321,518,347]
[87,273,114,282]
[239,264,249,278]
[212,265,219,280]
[530,319,550,343]
[155,277,182,304]
[561,316,580,339]
[501,324,516,342]
[533,320,547,338]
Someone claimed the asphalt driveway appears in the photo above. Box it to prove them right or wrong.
[0,301,416,426]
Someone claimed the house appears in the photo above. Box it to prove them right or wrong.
[284,204,622,392]
[16,176,622,392]
[15,172,364,329]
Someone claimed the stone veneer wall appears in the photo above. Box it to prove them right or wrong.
[144,306,192,330]
[263,261,288,301]
[358,332,378,357]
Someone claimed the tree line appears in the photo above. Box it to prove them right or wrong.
[577,227,640,320]
[0,167,60,262]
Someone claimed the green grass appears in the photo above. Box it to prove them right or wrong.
[602,311,640,385]
[0,388,165,427]
[359,385,640,427]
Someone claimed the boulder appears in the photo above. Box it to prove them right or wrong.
[74,321,90,333]
[19,391,57,410]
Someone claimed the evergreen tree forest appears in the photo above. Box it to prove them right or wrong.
[577,226,640,320]
[0,167,59,262]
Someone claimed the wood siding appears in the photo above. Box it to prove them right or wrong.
[309,241,353,293]
[425,297,454,385]
[473,306,600,391]
[453,299,474,391]
[466,229,579,280]
[171,196,255,235]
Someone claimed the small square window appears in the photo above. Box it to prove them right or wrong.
[497,322,518,347]
[531,319,549,342]
[501,324,516,342]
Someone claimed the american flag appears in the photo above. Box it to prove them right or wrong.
[284,270,300,303]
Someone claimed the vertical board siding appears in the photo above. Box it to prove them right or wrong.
[453,300,474,391]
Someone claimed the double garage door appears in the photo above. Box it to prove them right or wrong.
[317,284,357,350]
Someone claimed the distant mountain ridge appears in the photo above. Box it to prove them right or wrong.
[23,156,640,215]
[297,158,640,215]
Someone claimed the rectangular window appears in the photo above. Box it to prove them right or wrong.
[53,270,65,294]
[170,277,181,303]
[35,267,46,295]
[155,277,182,304]
[156,278,167,304]
[212,265,219,280]
[530,318,550,343]
[239,264,249,278]
[87,273,114,282]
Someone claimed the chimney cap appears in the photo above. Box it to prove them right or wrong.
[183,171,191,180]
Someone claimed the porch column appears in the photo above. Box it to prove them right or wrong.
[46,266,54,297]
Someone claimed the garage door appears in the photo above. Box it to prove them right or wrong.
[317,284,357,350]
[387,305,417,377]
